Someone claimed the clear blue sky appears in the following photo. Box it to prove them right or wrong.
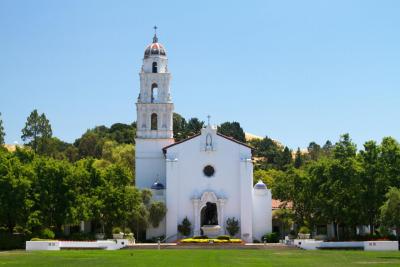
[1,0,399,150]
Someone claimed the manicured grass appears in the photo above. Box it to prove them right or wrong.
[0,249,399,267]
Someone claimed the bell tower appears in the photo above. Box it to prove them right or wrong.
[135,27,174,189]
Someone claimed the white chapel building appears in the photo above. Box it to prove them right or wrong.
[135,31,272,242]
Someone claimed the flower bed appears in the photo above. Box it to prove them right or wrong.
[180,238,243,244]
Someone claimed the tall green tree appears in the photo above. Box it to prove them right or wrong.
[294,148,304,168]
[0,151,33,232]
[217,121,246,142]
[186,118,204,136]
[0,112,5,145]
[380,187,400,240]
[307,142,322,161]
[173,113,188,141]
[21,110,52,153]
[359,140,387,232]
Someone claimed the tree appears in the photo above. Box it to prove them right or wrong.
[380,187,400,241]
[102,140,135,180]
[250,136,282,169]
[0,152,33,233]
[272,209,294,238]
[30,157,72,233]
[226,217,240,236]
[177,217,191,237]
[149,202,167,228]
[253,168,282,188]
[217,121,246,142]
[173,113,187,141]
[108,123,136,144]
[322,140,334,157]
[294,148,304,168]
[75,131,104,159]
[21,110,52,153]
[186,118,204,136]
[379,137,400,188]
[307,142,321,161]
[359,140,387,232]
[277,146,292,169]
[0,112,5,145]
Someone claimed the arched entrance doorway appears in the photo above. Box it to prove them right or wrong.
[192,191,226,236]
[201,202,218,226]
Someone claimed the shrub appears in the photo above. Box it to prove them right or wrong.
[216,235,230,240]
[112,227,122,234]
[67,232,95,241]
[177,217,191,237]
[253,239,260,243]
[40,228,55,240]
[0,233,26,250]
[226,217,240,236]
[299,226,310,234]
[262,232,279,243]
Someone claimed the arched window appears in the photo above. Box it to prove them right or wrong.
[152,62,158,73]
[151,113,158,130]
[151,83,158,103]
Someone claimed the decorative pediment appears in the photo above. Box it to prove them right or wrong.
[200,191,218,203]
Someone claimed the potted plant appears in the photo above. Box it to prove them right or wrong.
[177,217,191,238]
[112,227,124,239]
[95,232,105,240]
[298,226,311,239]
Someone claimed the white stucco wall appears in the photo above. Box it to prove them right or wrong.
[135,138,173,189]
[252,187,272,241]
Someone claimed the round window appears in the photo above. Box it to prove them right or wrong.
[203,165,215,177]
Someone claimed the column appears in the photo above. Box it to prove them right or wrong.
[192,199,200,236]
[218,199,226,235]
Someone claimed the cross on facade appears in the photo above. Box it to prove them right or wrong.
[207,115,211,126]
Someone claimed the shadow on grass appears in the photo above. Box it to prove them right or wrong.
[377,256,400,260]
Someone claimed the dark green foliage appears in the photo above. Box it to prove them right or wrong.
[172,113,204,141]
[73,123,136,160]
[262,232,279,243]
[226,217,239,236]
[217,121,246,142]
[173,113,188,141]
[186,118,204,136]
[177,217,191,237]
[249,136,291,170]
[21,110,52,153]
[64,232,96,241]
[294,148,304,168]
[149,202,167,228]
[0,233,26,250]
[380,187,400,238]
[0,112,5,145]
[40,228,55,239]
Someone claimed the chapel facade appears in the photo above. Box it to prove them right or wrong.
[135,31,272,242]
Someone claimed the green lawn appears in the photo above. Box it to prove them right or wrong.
[0,249,400,267]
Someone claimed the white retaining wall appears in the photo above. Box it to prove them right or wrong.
[364,241,398,251]
[295,239,398,251]
[26,239,128,251]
